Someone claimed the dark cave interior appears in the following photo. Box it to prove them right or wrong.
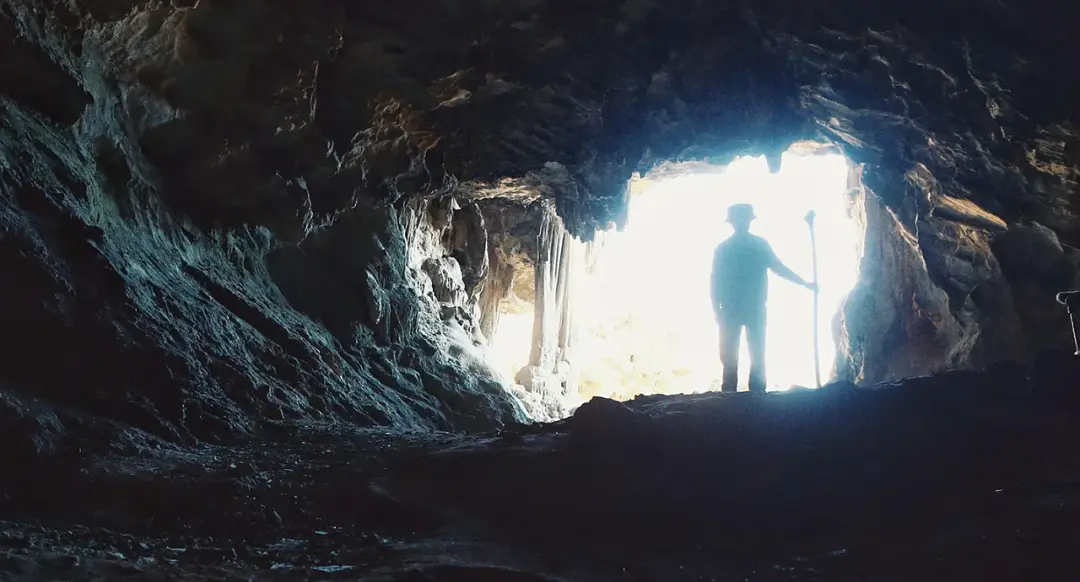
[1,0,1080,579]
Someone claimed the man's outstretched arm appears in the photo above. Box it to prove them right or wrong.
[768,248,816,290]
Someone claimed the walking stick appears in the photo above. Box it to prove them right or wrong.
[805,210,822,388]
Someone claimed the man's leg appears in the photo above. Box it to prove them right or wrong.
[746,308,767,393]
[718,312,741,392]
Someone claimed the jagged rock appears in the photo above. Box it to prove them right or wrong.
[993,223,1077,288]
[567,396,647,441]
[0,389,69,466]
[837,190,968,383]
[422,257,468,307]
[448,202,490,295]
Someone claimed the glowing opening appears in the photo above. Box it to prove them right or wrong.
[488,308,533,387]
[489,147,861,405]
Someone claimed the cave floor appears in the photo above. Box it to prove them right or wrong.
[4,367,1080,581]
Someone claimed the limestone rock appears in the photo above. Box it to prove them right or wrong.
[422,257,469,307]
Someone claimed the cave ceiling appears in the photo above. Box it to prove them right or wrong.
[3,0,1077,243]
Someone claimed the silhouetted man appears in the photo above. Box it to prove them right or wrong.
[711,204,816,393]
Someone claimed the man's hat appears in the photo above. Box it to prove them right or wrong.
[727,203,756,223]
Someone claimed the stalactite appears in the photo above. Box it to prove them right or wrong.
[478,260,511,340]
[559,231,585,398]
[518,201,591,407]
[529,202,560,370]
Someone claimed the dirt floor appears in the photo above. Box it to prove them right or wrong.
[2,360,1080,581]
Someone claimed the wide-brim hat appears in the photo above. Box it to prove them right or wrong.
[727,203,756,223]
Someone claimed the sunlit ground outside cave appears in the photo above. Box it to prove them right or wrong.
[489,149,860,406]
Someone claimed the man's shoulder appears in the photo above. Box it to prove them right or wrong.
[720,233,771,247]
[747,233,773,250]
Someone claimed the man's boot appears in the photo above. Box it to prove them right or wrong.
[748,367,766,394]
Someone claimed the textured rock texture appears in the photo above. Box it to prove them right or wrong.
[1,0,1079,447]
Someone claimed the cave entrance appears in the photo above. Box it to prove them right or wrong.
[574,148,860,401]
[486,145,862,414]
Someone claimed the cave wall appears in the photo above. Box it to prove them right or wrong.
[839,159,1078,385]
[837,172,971,383]
[0,1,526,456]
[0,94,525,448]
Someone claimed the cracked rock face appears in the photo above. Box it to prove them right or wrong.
[1,0,1079,447]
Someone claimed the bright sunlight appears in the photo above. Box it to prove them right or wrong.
[491,148,861,404]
